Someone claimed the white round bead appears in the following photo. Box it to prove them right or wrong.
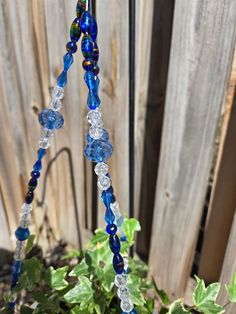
[89,126,103,139]
[42,128,54,138]
[117,287,130,300]
[94,162,109,176]
[14,240,25,260]
[50,98,62,111]
[120,299,134,312]
[87,109,103,126]
[39,137,50,149]
[97,175,111,191]
[114,274,128,288]
[52,85,64,100]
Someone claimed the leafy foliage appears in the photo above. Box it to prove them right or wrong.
[225,272,236,303]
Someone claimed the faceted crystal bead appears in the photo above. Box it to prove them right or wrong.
[20,213,30,228]
[33,160,42,172]
[89,126,103,139]
[76,0,86,18]
[70,17,81,42]
[87,109,103,126]
[38,109,64,130]
[110,201,120,216]
[38,148,46,159]
[109,234,121,253]
[115,274,128,288]
[21,203,32,214]
[38,136,50,149]
[118,287,130,300]
[120,299,134,313]
[113,253,124,274]
[51,97,62,111]
[84,71,99,92]
[52,86,64,100]
[63,52,74,71]
[106,224,117,235]
[97,175,111,191]
[12,260,22,287]
[101,186,115,207]
[123,256,129,271]
[116,214,124,227]
[57,70,68,87]
[15,227,30,241]
[14,240,25,260]
[80,11,93,34]
[105,208,115,225]
[66,41,77,54]
[81,35,93,58]
[94,162,108,176]
[84,139,113,162]
[87,91,101,110]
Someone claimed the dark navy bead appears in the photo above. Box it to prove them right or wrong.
[25,190,34,204]
[81,35,94,59]
[38,109,64,130]
[109,234,120,253]
[87,91,101,110]
[66,41,77,54]
[104,208,115,224]
[63,52,74,71]
[11,260,22,287]
[70,17,81,42]
[57,70,68,87]
[33,160,42,172]
[80,11,93,34]
[113,253,124,274]
[8,302,16,309]
[106,224,117,235]
[31,171,40,179]
[84,71,99,92]
[37,148,46,160]
[91,64,100,75]
[91,42,99,63]
[15,227,30,241]
[91,16,97,41]
[82,59,96,71]
[120,235,127,242]
[28,178,38,191]
[76,0,86,18]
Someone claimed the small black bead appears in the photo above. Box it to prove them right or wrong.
[25,190,34,204]
[28,178,38,191]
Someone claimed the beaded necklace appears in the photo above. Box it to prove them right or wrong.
[8,1,136,313]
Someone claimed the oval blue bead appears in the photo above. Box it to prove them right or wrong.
[11,260,22,287]
[76,0,86,18]
[70,17,81,42]
[87,92,101,110]
[33,160,42,172]
[109,234,120,253]
[57,70,68,87]
[81,35,94,58]
[84,71,99,91]
[37,148,46,160]
[38,109,64,130]
[91,17,97,41]
[113,253,124,274]
[15,227,30,241]
[84,140,113,162]
[106,224,117,235]
[80,11,93,34]
[63,52,74,71]
[66,41,77,54]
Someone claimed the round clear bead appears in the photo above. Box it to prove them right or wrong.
[94,162,109,176]
[42,128,54,138]
[97,175,111,191]
[52,85,64,100]
[14,240,25,260]
[20,216,30,228]
[89,126,103,139]
[120,299,134,312]
[114,274,128,288]
[87,109,103,126]
[50,98,62,111]
[117,287,130,300]
[21,203,32,214]
[39,136,50,149]
[110,201,120,215]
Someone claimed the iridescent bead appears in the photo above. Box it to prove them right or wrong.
[66,41,77,54]
[52,86,64,100]
[94,162,108,176]
[98,175,111,191]
[38,109,64,130]
[81,35,93,59]
[91,42,99,62]
[106,224,117,235]
[109,234,120,253]
[57,70,67,87]
[15,227,30,241]
[82,59,96,71]
[87,91,101,110]
[28,178,37,191]
[63,52,74,71]
[121,299,134,313]
[25,190,34,204]
[76,0,86,18]
[115,274,128,288]
[33,160,42,172]
[70,17,81,42]
[91,17,98,41]
[91,64,100,75]
[80,11,93,34]
[118,287,130,300]
[37,148,46,159]
[87,109,103,126]
[89,125,103,139]
[84,71,99,91]
[113,253,124,274]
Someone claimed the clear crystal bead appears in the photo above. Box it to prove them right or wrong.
[94,162,109,176]
[20,216,30,228]
[123,256,128,271]
[21,203,32,214]
[120,299,134,312]
[42,128,54,138]
[89,126,103,139]
[39,136,50,149]
[52,85,64,100]
[97,175,111,191]
[117,287,130,300]
[87,109,103,126]
[114,274,128,288]
[14,240,25,260]
[110,201,120,215]
[50,98,62,111]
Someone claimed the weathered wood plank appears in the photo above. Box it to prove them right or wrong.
[149,0,236,299]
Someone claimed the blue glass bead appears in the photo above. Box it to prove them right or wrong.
[116,215,124,227]
[82,59,96,71]
[113,253,124,274]
[84,139,113,162]
[15,227,30,241]
[70,18,81,42]
[57,70,67,87]
[84,71,99,91]
[87,91,101,110]
[25,190,34,204]
[63,52,74,71]
[33,160,42,172]
[91,42,99,63]
[8,302,16,309]
[12,260,22,287]
[31,171,40,179]
[38,109,64,130]
[104,208,115,224]
[81,35,94,58]
[106,224,117,235]
[101,129,110,142]
[91,17,98,41]
[76,0,86,18]
[66,41,77,54]
[80,11,93,34]
[28,178,37,191]
[101,187,115,207]
[91,64,100,76]
[120,235,127,242]
[37,148,46,159]
[109,234,120,253]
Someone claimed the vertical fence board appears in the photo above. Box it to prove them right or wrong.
[149,0,236,298]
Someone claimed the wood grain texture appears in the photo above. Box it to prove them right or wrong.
[149,0,236,299]
[199,49,236,283]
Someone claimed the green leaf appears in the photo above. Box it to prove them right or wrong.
[61,249,81,260]
[127,273,145,306]
[193,276,225,314]
[64,276,93,307]
[123,218,141,244]
[69,258,89,277]
[90,229,108,246]
[20,306,34,314]
[167,300,190,314]
[225,272,236,302]
[152,277,170,305]
[102,263,116,292]
[25,235,36,255]
[45,266,68,290]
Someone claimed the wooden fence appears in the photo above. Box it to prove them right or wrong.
[0,0,236,310]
